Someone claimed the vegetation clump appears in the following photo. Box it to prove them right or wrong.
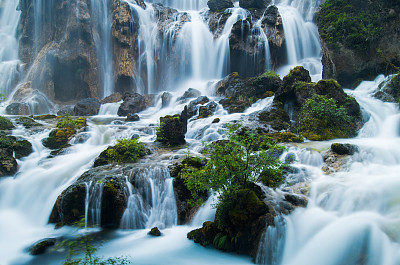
[317,0,383,53]
[0,116,14,130]
[94,138,148,167]
[296,94,356,140]
[16,117,41,128]
[156,112,187,146]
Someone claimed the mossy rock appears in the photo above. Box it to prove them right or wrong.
[331,143,359,155]
[33,114,57,120]
[0,147,18,177]
[149,227,161,237]
[29,238,56,255]
[16,117,41,128]
[156,114,187,146]
[258,101,290,131]
[42,128,74,150]
[283,66,311,89]
[13,140,33,159]
[269,132,303,143]
[0,116,14,130]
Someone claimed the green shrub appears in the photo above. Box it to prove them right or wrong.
[296,94,355,140]
[105,138,148,163]
[57,116,86,130]
[0,116,14,130]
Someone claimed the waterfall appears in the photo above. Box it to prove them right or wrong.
[120,166,177,229]
[91,0,114,98]
[256,76,400,265]
[84,181,104,227]
[0,0,21,98]
[147,0,208,11]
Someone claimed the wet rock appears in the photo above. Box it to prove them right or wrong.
[117,93,155,116]
[212,118,220,123]
[42,117,86,150]
[148,227,161,236]
[156,108,188,146]
[375,74,400,105]
[178,88,202,101]
[73,98,101,116]
[100,92,123,104]
[198,102,218,119]
[161,92,173,108]
[126,113,140,122]
[187,96,210,119]
[0,148,18,177]
[239,0,271,9]
[208,0,233,12]
[29,238,56,255]
[5,103,30,115]
[0,116,14,130]
[13,140,33,159]
[331,143,359,156]
[258,101,290,131]
[16,117,41,128]
[57,106,75,116]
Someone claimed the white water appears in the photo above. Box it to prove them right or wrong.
[256,75,400,265]
[147,0,208,11]
[0,0,21,98]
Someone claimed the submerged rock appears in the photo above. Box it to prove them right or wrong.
[148,227,161,236]
[29,238,56,256]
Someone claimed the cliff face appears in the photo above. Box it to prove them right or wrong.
[317,0,400,88]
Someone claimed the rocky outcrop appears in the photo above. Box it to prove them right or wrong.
[317,0,400,87]
[117,92,155,116]
[239,0,271,9]
[375,73,400,105]
[322,143,359,174]
[207,0,233,12]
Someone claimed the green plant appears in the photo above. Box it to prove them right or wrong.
[105,138,147,163]
[57,114,86,130]
[59,217,130,265]
[179,124,286,205]
[0,116,14,130]
[296,94,354,140]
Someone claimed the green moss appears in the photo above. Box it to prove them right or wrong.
[317,0,383,53]
[16,117,41,128]
[0,116,14,130]
[13,140,33,159]
[270,132,303,143]
[33,114,57,120]
[57,117,86,130]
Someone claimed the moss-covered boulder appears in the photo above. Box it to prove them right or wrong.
[258,101,290,131]
[375,73,400,105]
[331,143,359,155]
[13,140,33,159]
[94,138,149,167]
[0,116,14,130]
[16,117,41,128]
[170,156,208,224]
[0,147,18,177]
[148,227,161,236]
[156,108,188,146]
[29,238,56,255]
[239,0,270,9]
[42,117,86,150]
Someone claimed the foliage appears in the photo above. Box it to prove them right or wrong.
[296,94,354,140]
[179,124,286,205]
[16,117,41,128]
[105,138,148,163]
[58,218,130,265]
[0,116,14,130]
[57,114,86,130]
[317,0,383,52]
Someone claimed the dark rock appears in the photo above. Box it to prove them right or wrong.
[16,117,41,128]
[148,227,161,236]
[178,88,202,100]
[117,93,155,116]
[239,0,270,9]
[57,106,75,116]
[258,101,290,131]
[212,118,220,123]
[33,114,57,120]
[100,92,123,104]
[375,74,400,105]
[0,148,18,177]
[331,143,359,156]
[73,98,101,116]
[5,103,29,115]
[13,140,33,159]
[283,193,308,208]
[29,238,56,255]
[126,114,140,122]
[187,96,210,119]
[0,116,14,130]
[157,110,188,146]
[208,0,233,12]
[161,92,173,108]
[198,102,218,119]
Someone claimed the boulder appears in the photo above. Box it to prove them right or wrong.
[29,238,56,255]
[117,93,155,116]
[207,0,233,12]
[178,88,202,100]
[16,117,41,128]
[0,116,14,130]
[73,98,101,116]
[0,148,18,177]
[13,140,33,159]
[156,108,188,146]
[161,92,173,108]
[100,92,123,104]
[258,101,290,131]
[57,106,75,116]
[239,0,270,9]
[148,227,161,236]
[5,103,29,115]
[198,102,218,119]
[331,143,359,155]
[375,73,400,105]
[126,114,140,122]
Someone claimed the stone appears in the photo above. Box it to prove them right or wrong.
[13,140,33,159]
[258,101,290,131]
[117,93,155,116]
[208,0,233,12]
[100,92,123,104]
[5,103,29,115]
[187,96,210,119]
[0,148,18,177]
[126,113,140,122]
[73,98,101,116]
[157,113,187,146]
[161,92,173,108]
[239,0,270,9]
[331,143,359,156]
[0,116,14,130]
[29,238,56,255]
[148,227,161,236]
[178,88,202,100]
[198,102,218,118]
[212,118,220,123]
[57,106,75,116]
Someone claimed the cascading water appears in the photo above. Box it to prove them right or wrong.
[85,181,104,227]
[256,75,400,265]
[91,0,114,98]
[0,0,21,99]
[147,0,208,11]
